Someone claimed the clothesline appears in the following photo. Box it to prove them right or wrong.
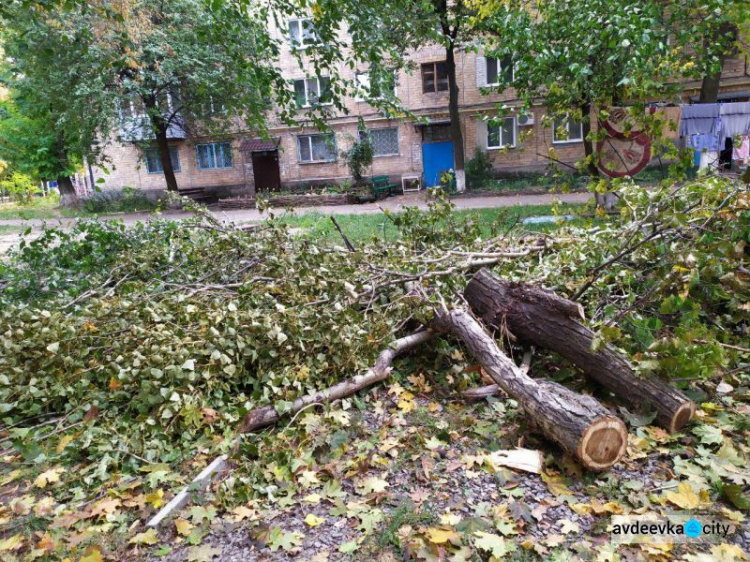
[679,101,750,171]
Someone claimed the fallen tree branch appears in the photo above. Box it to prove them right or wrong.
[465,269,695,432]
[330,216,356,252]
[432,308,627,471]
[462,349,533,401]
[238,329,435,433]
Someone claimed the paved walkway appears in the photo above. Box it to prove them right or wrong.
[0,191,592,229]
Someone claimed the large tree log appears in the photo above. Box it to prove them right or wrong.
[464,269,695,433]
[239,329,434,433]
[432,309,627,471]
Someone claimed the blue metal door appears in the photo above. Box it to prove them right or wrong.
[422,141,454,187]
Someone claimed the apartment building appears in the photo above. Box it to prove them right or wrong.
[93,18,750,199]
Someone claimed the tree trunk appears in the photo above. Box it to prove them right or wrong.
[432,309,627,471]
[57,175,79,208]
[239,330,434,433]
[155,122,178,192]
[699,22,734,103]
[445,40,466,193]
[464,270,695,433]
[143,94,178,192]
[581,102,615,211]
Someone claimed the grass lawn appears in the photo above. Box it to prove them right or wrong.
[278,202,593,244]
[0,196,84,220]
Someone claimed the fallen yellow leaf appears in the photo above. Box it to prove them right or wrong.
[0,534,24,552]
[34,467,64,489]
[665,482,707,510]
[304,514,325,527]
[426,527,460,544]
[79,546,104,562]
[145,489,165,508]
[129,528,159,545]
[175,518,194,537]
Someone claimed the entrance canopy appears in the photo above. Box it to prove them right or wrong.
[239,137,280,152]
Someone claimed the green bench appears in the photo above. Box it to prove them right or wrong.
[371,175,400,199]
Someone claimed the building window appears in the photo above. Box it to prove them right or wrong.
[145,146,181,174]
[355,71,397,100]
[553,118,584,143]
[421,62,449,93]
[298,134,336,163]
[294,77,332,107]
[203,96,227,116]
[196,142,233,170]
[361,127,399,157]
[289,18,318,47]
[488,118,516,149]
[486,56,514,85]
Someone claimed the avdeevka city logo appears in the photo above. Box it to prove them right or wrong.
[684,519,702,538]
[611,514,734,544]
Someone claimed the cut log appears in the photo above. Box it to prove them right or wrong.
[432,309,627,471]
[239,329,434,433]
[464,269,695,433]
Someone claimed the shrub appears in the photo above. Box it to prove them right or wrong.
[0,171,40,204]
[465,149,494,188]
[346,117,374,184]
[82,187,159,213]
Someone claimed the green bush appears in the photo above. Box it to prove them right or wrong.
[0,171,40,204]
[82,187,159,213]
[465,149,494,188]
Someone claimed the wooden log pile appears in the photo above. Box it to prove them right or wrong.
[239,269,694,472]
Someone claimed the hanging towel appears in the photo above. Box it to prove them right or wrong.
[699,150,719,171]
[679,104,720,137]
[734,136,750,161]
[720,102,750,139]
[689,133,720,151]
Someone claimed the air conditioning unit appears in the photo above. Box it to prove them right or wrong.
[517,114,535,127]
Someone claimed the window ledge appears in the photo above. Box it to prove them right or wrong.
[552,139,583,145]
[487,145,517,151]
[298,160,337,165]
[197,167,234,171]
[373,153,400,158]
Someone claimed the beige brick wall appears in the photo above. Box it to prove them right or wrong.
[94,19,749,193]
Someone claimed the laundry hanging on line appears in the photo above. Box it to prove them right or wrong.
[720,102,750,139]
[679,102,750,139]
[688,133,720,151]
[679,104,721,137]
[734,136,750,161]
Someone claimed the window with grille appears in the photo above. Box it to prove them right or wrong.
[487,118,516,149]
[298,134,336,163]
[293,77,332,107]
[145,146,181,174]
[486,56,514,85]
[553,118,583,143]
[289,18,318,47]
[361,128,399,157]
[196,142,233,170]
[421,62,449,93]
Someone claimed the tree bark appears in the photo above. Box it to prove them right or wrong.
[239,330,434,433]
[143,94,178,192]
[154,121,178,192]
[432,308,627,471]
[464,269,695,433]
[699,22,734,103]
[444,32,465,192]
[57,175,79,208]
[55,140,79,207]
